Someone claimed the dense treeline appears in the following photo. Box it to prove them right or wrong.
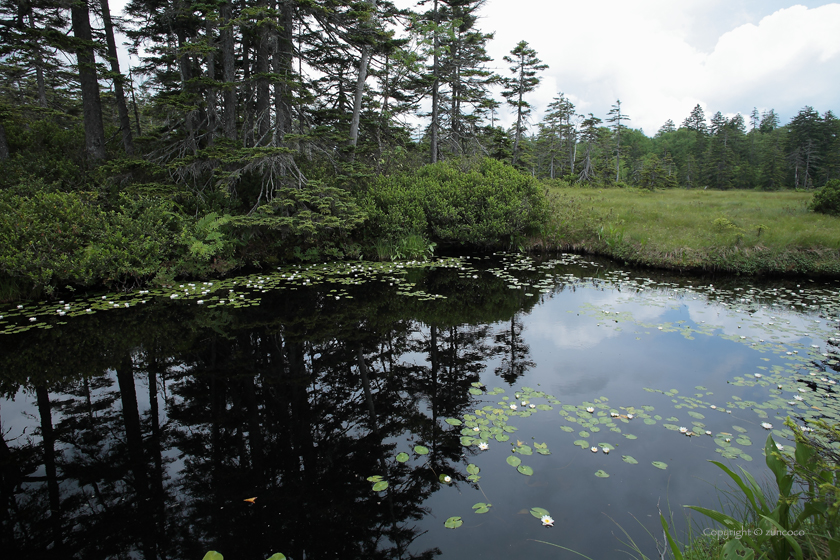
[0,0,837,293]
[527,100,840,191]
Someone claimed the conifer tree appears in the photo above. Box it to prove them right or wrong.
[501,40,547,165]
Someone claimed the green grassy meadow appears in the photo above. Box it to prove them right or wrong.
[534,187,840,276]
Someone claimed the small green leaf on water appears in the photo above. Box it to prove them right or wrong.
[469,388,483,395]
[467,464,480,475]
[367,475,383,482]
[396,452,409,463]
[740,453,753,461]
[203,553,224,560]
[518,445,533,455]
[530,507,550,518]
[560,425,574,432]
[517,465,534,476]
[372,481,388,491]
[266,554,286,560]
[506,456,522,467]
[579,431,590,437]
[496,433,510,442]
[652,461,668,470]
[445,418,463,426]
[624,434,637,439]
[622,455,638,464]
[414,445,429,455]
[573,440,589,448]
[594,470,609,478]
[444,516,463,529]
[644,419,656,425]
[460,436,476,446]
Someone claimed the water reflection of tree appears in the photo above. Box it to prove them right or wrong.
[0,265,528,559]
[493,314,535,385]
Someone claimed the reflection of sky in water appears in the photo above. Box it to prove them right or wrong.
[413,262,840,559]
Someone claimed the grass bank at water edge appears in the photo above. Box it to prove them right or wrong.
[531,187,840,277]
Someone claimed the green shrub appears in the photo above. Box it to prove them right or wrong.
[810,179,840,216]
[360,158,548,248]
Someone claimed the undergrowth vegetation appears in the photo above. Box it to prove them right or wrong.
[652,423,840,560]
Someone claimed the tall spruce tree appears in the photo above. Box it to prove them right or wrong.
[501,40,547,165]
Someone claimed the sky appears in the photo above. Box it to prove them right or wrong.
[397,0,840,134]
[113,0,840,137]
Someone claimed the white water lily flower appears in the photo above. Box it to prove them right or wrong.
[510,404,517,410]
[586,407,595,413]
[610,412,619,417]
[761,422,773,430]
[473,427,480,432]
[778,385,783,389]
[443,476,451,483]
[478,442,489,450]
[541,515,554,527]
[601,447,610,454]
[794,395,803,401]
[798,388,807,393]
[590,446,599,453]
[725,438,731,443]
[16,305,23,309]
[776,443,784,451]
[710,405,717,409]
[530,404,536,409]
[627,414,634,419]
[679,427,688,433]
[754,373,762,378]
[705,431,712,435]
[29,317,36,322]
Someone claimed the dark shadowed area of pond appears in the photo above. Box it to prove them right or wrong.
[2,253,839,560]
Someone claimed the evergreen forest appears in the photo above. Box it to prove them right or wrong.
[1,0,838,294]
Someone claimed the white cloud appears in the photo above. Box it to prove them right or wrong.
[475,1,840,133]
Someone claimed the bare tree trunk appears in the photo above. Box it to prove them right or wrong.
[99,0,134,155]
[221,1,237,140]
[27,8,47,107]
[430,0,439,163]
[349,48,371,151]
[0,121,8,160]
[128,69,142,135]
[349,0,377,154]
[70,0,106,161]
[205,17,218,145]
[273,1,294,141]
[255,1,271,145]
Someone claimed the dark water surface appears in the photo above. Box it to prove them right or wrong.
[2,254,839,560]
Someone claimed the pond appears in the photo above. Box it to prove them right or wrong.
[1,253,839,560]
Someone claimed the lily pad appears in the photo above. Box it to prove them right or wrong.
[652,461,668,470]
[530,507,550,518]
[623,434,637,440]
[468,388,483,395]
[472,502,491,514]
[560,426,574,432]
[203,553,224,560]
[414,445,429,455]
[466,464,480,475]
[622,455,638,464]
[517,465,534,476]
[594,470,609,478]
[395,452,409,463]
[366,475,383,482]
[372,481,388,491]
[506,456,522,468]
[266,555,287,560]
[445,418,463,426]
[573,440,589,449]
[444,516,463,529]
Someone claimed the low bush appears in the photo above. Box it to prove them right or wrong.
[359,158,548,249]
[810,179,840,217]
